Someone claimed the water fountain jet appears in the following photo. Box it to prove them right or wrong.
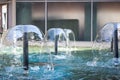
[47,28,66,55]
[4,25,44,70]
[92,23,120,67]
[47,28,76,55]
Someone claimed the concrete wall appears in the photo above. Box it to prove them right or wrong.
[8,3,12,28]
[16,2,120,41]
[32,2,45,20]
[32,2,85,40]
[48,2,85,40]
[8,0,16,28]
[97,2,120,31]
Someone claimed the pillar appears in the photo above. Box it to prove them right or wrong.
[12,0,16,27]
[16,2,32,25]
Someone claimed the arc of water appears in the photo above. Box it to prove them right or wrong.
[64,29,76,53]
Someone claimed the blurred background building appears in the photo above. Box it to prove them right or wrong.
[0,0,120,41]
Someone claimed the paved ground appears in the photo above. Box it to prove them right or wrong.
[3,39,93,48]
[28,41,93,48]
[72,41,93,47]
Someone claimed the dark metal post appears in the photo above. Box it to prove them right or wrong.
[55,35,59,55]
[113,24,119,66]
[113,29,119,59]
[111,38,113,52]
[23,32,29,70]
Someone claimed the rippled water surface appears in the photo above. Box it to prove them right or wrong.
[0,48,120,80]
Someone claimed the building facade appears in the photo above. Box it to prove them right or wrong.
[1,0,120,41]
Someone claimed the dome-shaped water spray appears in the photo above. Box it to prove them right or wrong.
[1,25,44,70]
[46,28,76,55]
[92,23,120,67]
[5,25,44,44]
[47,28,67,55]
[64,29,76,50]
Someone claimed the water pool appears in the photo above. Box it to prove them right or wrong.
[0,48,120,80]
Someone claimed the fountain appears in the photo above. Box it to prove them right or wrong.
[91,22,120,67]
[64,29,76,53]
[1,24,120,79]
[47,28,66,55]
[5,25,44,70]
[46,28,76,55]
[0,25,48,79]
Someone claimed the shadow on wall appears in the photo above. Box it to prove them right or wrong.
[33,19,80,41]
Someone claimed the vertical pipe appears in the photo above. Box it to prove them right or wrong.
[45,0,48,38]
[12,0,16,27]
[23,28,29,70]
[111,38,113,52]
[91,0,93,41]
[55,35,59,55]
[114,29,119,59]
[113,24,119,66]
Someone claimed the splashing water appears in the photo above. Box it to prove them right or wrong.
[92,23,120,67]
[0,25,48,79]
[46,28,76,54]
